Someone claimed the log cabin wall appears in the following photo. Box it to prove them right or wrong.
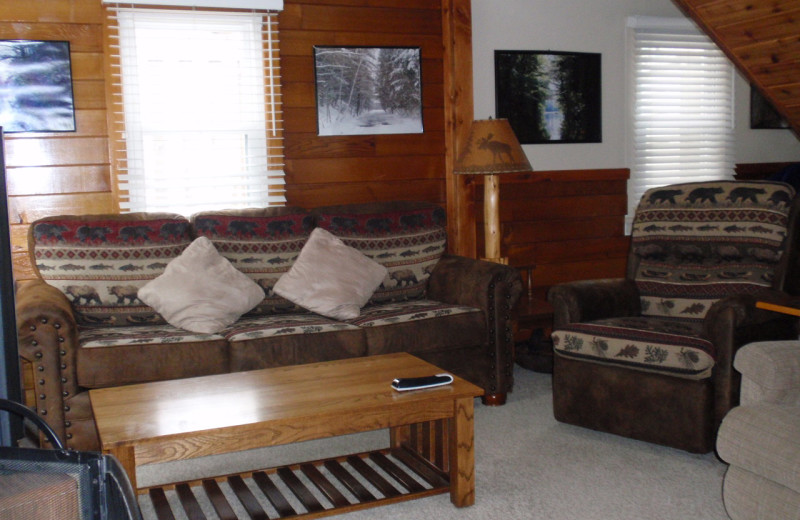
[485,168,631,301]
[279,0,448,209]
[2,0,111,281]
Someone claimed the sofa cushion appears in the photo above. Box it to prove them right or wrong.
[273,228,387,320]
[224,314,367,371]
[312,201,447,304]
[30,213,193,327]
[138,237,264,333]
[631,181,795,321]
[191,208,313,315]
[351,300,484,356]
[551,316,714,379]
[76,324,229,388]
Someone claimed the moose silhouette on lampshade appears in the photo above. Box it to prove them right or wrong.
[454,118,532,264]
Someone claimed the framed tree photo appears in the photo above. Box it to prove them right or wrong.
[495,50,601,144]
[314,46,423,136]
[0,40,76,133]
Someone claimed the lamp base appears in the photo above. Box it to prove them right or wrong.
[481,256,509,265]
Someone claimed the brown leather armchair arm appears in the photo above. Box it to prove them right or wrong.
[704,289,800,432]
[15,279,80,446]
[427,255,523,403]
[547,278,641,328]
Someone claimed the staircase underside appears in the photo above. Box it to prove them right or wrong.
[673,0,800,138]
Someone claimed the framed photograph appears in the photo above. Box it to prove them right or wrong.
[314,46,423,136]
[0,40,76,133]
[495,50,601,144]
[750,86,789,129]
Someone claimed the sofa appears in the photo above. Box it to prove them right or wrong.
[16,201,522,451]
[717,339,800,520]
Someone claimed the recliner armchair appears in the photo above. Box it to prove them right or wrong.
[548,181,800,453]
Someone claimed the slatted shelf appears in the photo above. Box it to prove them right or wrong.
[140,446,450,520]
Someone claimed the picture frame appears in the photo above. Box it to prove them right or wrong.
[314,46,423,136]
[495,50,601,144]
[750,86,789,129]
[0,40,76,133]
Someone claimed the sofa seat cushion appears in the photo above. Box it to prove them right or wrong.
[551,316,714,379]
[77,324,229,388]
[351,299,484,356]
[313,201,447,304]
[718,403,800,495]
[224,314,367,371]
[30,213,193,326]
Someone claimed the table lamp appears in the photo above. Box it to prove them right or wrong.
[454,118,532,264]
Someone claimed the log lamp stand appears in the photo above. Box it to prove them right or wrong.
[453,118,531,265]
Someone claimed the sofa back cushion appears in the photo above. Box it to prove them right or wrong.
[312,201,447,304]
[631,181,795,321]
[191,207,313,315]
[30,213,192,326]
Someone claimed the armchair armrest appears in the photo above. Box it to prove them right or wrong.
[547,278,640,328]
[15,279,80,446]
[427,255,523,401]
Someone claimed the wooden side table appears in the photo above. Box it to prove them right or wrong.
[514,294,554,373]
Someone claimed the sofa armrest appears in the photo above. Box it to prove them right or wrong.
[734,341,800,406]
[15,279,80,446]
[427,255,522,401]
[547,278,640,328]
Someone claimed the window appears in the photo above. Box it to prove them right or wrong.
[627,16,735,225]
[104,2,284,214]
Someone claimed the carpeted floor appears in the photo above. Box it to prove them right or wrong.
[137,365,731,519]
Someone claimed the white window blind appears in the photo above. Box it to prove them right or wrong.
[105,5,285,214]
[627,16,734,222]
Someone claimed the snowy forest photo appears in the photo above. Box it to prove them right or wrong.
[314,46,423,136]
[495,50,601,144]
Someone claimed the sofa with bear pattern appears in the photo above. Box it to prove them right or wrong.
[16,201,522,451]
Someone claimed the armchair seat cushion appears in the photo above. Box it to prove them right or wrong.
[552,316,714,379]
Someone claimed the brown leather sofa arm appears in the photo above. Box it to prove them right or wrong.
[427,255,523,404]
[547,278,641,328]
[15,279,80,446]
[703,290,800,431]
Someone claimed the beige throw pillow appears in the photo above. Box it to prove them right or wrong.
[273,228,388,320]
[138,237,264,333]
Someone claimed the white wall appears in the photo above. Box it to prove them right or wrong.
[472,0,800,171]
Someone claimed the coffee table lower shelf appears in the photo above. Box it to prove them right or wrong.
[141,445,450,520]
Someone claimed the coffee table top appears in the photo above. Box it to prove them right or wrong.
[90,353,483,456]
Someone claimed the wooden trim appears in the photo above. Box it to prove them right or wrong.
[442,0,475,257]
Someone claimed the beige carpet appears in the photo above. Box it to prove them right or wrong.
[137,366,731,519]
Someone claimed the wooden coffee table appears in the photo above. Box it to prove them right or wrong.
[89,353,483,519]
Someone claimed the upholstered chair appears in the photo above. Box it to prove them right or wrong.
[548,181,800,453]
[717,340,800,519]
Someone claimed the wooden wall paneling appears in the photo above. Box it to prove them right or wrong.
[2,0,111,281]
[280,0,449,211]
[486,169,631,297]
[442,0,474,257]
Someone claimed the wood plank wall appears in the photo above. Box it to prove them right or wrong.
[486,168,631,300]
[2,0,112,281]
[279,0,448,209]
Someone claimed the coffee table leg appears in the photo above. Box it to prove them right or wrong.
[449,397,475,507]
[107,444,138,490]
